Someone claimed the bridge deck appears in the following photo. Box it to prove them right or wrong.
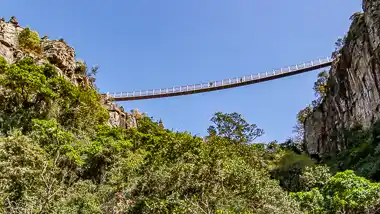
[106,57,333,101]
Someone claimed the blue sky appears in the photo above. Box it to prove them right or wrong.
[2,0,361,142]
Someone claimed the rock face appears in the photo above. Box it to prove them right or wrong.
[102,97,138,129]
[0,17,138,129]
[304,0,380,155]
[0,18,22,63]
[0,18,84,85]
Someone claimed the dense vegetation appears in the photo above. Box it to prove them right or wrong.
[2,11,380,212]
[0,56,379,213]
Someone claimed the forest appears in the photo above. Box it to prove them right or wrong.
[1,8,380,213]
[0,54,379,213]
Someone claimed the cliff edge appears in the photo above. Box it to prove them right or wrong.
[0,17,137,129]
[304,0,380,155]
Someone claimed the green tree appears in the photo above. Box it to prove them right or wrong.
[0,56,108,135]
[207,112,264,144]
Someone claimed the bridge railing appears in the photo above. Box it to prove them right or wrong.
[108,57,332,99]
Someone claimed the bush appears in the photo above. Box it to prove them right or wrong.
[18,27,42,54]
[292,170,380,213]
[300,165,331,190]
[75,60,87,75]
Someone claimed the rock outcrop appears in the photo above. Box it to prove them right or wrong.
[304,0,380,155]
[102,96,138,129]
[0,17,138,129]
[0,17,85,85]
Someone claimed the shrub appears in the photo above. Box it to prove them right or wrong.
[293,170,380,213]
[75,60,87,75]
[300,165,331,190]
[18,27,42,54]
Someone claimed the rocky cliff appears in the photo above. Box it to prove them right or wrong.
[304,0,380,155]
[102,97,138,129]
[0,17,137,129]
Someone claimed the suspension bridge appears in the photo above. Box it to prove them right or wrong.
[105,56,333,101]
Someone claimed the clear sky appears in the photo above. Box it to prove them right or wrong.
[2,0,361,142]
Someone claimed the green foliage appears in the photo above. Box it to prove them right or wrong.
[291,188,325,213]
[323,121,380,181]
[0,86,302,213]
[56,181,103,214]
[207,112,264,144]
[0,56,6,72]
[31,119,85,166]
[300,165,331,190]
[0,131,50,211]
[292,170,380,213]
[312,71,329,107]
[127,135,301,214]
[271,151,316,192]
[0,57,58,133]
[297,105,313,125]
[74,60,99,84]
[1,38,380,213]
[74,60,87,75]
[0,57,108,135]
[18,27,42,54]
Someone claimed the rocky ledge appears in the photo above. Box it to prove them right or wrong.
[0,16,137,129]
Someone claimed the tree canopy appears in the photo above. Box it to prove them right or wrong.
[207,112,264,144]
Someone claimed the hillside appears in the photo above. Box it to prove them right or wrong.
[0,1,380,213]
